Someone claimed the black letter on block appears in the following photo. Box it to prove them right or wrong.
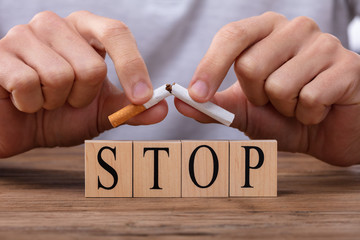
[97,146,118,190]
[189,145,219,188]
[242,146,264,188]
[143,148,169,190]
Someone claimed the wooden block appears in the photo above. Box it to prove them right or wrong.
[230,140,277,197]
[85,140,132,197]
[133,141,181,197]
[181,140,229,197]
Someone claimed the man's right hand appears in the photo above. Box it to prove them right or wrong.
[0,11,168,158]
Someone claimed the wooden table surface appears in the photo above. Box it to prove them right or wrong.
[0,145,359,239]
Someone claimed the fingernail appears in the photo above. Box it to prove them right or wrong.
[132,81,151,99]
[190,80,209,99]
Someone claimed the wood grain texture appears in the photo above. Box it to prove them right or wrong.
[181,140,229,197]
[230,140,277,197]
[85,140,132,197]
[133,141,181,197]
[0,146,360,239]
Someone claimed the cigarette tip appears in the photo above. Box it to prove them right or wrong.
[165,83,175,93]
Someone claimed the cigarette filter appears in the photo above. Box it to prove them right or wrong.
[108,84,171,127]
[170,83,235,126]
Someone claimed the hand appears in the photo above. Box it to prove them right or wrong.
[0,11,168,158]
[175,12,360,166]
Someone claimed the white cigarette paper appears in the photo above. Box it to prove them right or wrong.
[143,84,172,109]
[109,83,235,128]
[169,83,235,126]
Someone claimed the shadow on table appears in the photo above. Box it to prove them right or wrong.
[0,167,84,190]
[277,169,360,196]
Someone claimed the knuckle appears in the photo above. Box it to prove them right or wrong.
[8,71,39,92]
[4,24,31,44]
[7,24,30,36]
[30,11,65,34]
[30,11,61,27]
[315,33,341,54]
[99,20,130,41]
[76,59,107,85]
[42,65,75,89]
[67,10,92,19]
[32,10,58,20]
[334,50,360,75]
[218,21,247,42]
[290,16,319,33]
[235,55,261,80]
[299,88,321,110]
[262,11,287,22]
[265,79,290,101]
[1,24,35,51]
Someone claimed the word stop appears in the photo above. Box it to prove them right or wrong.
[85,140,277,198]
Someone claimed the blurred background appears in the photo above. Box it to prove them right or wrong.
[349,16,360,53]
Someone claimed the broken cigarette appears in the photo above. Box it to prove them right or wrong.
[108,83,235,128]
[169,83,235,126]
[108,84,171,127]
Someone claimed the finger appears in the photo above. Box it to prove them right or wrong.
[296,51,360,125]
[235,16,319,106]
[264,33,338,117]
[66,11,152,105]
[2,24,74,110]
[174,97,216,124]
[177,82,308,152]
[0,54,43,113]
[29,11,107,108]
[97,80,168,132]
[126,100,168,125]
[175,82,247,128]
[188,12,287,102]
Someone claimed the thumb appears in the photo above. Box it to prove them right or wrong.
[175,81,307,152]
[218,82,307,152]
[97,79,168,133]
